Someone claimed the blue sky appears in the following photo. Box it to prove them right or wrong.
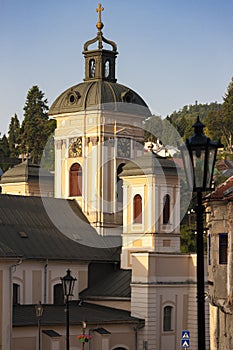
[0,0,233,135]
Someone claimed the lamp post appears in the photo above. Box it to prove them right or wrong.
[35,301,43,350]
[82,321,87,350]
[60,269,77,350]
[180,116,222,350]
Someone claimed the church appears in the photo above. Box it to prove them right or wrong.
[0,4,208,350]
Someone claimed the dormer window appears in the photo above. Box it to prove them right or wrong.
[104,60,110,78]
[89,59,96,78]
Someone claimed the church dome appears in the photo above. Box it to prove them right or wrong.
[49,80,150,116]
[49,4,151,117]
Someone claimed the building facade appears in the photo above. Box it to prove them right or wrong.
[0,4,210,350]
[206,176,233,349]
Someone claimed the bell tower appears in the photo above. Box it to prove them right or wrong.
[83,3,118,83]
[119,150,181,269]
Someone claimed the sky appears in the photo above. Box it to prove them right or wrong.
[0,0,233,135]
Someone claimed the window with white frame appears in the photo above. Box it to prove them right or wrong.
[133,194,142,224]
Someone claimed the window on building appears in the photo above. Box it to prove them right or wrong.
[163,305,173,331]
[54,283,64,305]
[89,59,96,78]
[69,163,82,196]
[133,194,142,224]
[13,283,20,305]
[104,60,110,78]
[219,233,228,264]
[163,194,170,224]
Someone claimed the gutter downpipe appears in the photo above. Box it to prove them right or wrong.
[44,259,48,304]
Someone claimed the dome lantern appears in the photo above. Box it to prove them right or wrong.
[83,3,118,83]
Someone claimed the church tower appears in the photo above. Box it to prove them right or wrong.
[119,149,181,269]
[49,4,151,236]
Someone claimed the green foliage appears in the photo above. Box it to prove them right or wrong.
[168,102,222,140]
[8,114,21,158]
[222,77,233,152]
[144,102,223,149]
[20,86,55,164]
[144,114,182,147]
[180,224,196,253]
[40,120,56,171]
[144,115,163,142]
[0,134,10,172]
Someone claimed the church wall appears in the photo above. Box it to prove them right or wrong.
[130,252,209,350]
[12,261,88,304]
[12,322,136,350]
[1,182,27,196]
[0,180,53,197]
[0,260,19,350]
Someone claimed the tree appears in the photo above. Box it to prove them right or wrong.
[144,115,163,142]
[0,134,10,172]
[20,86,54,164]
[0,134,10,157]
[8,114,21,158]
[222,77,233,152]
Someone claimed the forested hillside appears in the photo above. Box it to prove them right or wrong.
[145,77,233,154]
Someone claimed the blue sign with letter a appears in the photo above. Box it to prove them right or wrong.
[181,339,190,348]
[182,330,190,339]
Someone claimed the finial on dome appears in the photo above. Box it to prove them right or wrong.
[96,3,104,31]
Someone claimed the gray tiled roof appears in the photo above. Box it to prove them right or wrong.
[0,159,53,183]
[13,301,143,326]
[0,194,120,261]
[80,269,131,299]
[120,151,179,177]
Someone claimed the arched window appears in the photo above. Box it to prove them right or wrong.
[89,59,96,78]
[53,283,64,305]
[13,283,20,305]
[163,305,173,331]
[163,194,170,224]
[133,194,142,224]
[69,163,82,196]
[105,60,110,77]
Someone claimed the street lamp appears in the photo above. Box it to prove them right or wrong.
[180,116,222,350]
[60,269,77,350]
[82,321,87,350]
[35,301,43,350]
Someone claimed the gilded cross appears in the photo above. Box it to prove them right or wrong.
[96,3,104,24]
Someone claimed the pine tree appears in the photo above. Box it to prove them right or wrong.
[8,114,21,158]
[0,134,10,172]
[20,86,53,164]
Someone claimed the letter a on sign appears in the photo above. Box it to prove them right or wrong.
[181,339,190,348]
[182,330,190,339]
